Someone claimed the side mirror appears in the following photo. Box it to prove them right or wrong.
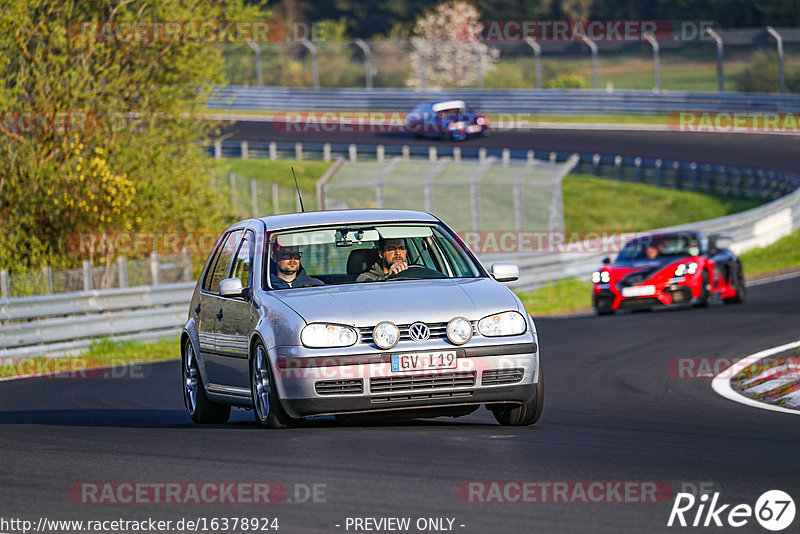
[219,278,245,298]
[490,263,519,282]
[602,257,611,264]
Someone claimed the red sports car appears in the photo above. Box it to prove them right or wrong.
[592,231,745,314]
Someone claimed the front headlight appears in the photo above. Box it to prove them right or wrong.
[372,321,400,350]
[448,121,466,130]
[301,324,357,348]
[478,311,527,337]
[592,271,610,283]
[446,317,473,345]
[674,262,698,277]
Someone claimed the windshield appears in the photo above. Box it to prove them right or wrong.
[616,233,700,262]
[264,223,484,289]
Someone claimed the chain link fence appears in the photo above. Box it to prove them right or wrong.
[223,171,317,219]
[320,156,576,235]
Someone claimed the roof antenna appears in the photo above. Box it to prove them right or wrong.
[292,166,305,212]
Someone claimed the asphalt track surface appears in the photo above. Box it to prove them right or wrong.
[222,121,800,174]
[1,276,799,534]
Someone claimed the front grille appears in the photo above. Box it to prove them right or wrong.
[619,297,660,309]
[359,322,477,345]
[359,322,447,344]
[370,371,476,393]
[315,379,363,396]
[482,368,524,386]
[619,269,656,287]
[371,391,474,403]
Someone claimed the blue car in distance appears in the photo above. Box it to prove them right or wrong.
[405,100,490,141]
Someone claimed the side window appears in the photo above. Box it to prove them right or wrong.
[206,230,243,294]
[230,230,254,287]
[202,232,228,292]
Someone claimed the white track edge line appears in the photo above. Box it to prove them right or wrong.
[711,340,800,415]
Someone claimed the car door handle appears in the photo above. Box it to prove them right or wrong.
[216,309,223,321]
[194,304,201,315]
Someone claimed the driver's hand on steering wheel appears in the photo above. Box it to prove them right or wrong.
[388,262,408,276]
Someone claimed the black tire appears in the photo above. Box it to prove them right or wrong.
[694,271,710,307]
[728,263,746,304]
[182,338,230,424]
[250,341,300,429]
[491,366,544,426]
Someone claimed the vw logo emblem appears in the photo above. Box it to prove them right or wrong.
[408,322,430,342]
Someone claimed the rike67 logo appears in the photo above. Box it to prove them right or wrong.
[668,490,795,531]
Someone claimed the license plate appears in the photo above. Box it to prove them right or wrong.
[621,285,656,297]
[391,351,457,372]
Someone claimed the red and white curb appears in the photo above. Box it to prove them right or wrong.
[711,340,800,415]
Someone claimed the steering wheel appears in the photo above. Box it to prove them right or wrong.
[386,265,447,280]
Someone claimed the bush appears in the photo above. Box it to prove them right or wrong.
[546,74,589,89]
[734,50,800,93]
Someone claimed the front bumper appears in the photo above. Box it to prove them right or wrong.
[272,342,539,418]
[594,278,697,311]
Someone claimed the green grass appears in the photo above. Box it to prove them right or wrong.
[563,174,762,234]
[0,337,179,379]
[215,158,333,193]
[515,279,593,316]
[740,227,800,276]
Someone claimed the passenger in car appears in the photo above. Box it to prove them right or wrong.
[356,238,410,282]
[270,244,324,289]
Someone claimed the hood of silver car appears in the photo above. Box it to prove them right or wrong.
[271,278,520,326]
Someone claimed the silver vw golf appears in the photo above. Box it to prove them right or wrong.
[181,209,543,428]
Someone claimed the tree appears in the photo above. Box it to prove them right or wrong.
[406,1,496,88]
[0,0,264,271]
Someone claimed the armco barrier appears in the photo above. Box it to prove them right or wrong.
[210,140,800,201]
[208,87,800,115]
[0,282,194,359]
[493,185,800,291]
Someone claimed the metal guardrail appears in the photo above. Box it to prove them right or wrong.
[208,87,800,115]
[210,140,800,201]
[0,282,194,358]
[3,185,798,357]
[497,185,800,291]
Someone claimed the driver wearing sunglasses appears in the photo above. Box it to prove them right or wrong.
[270,244,323,289]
